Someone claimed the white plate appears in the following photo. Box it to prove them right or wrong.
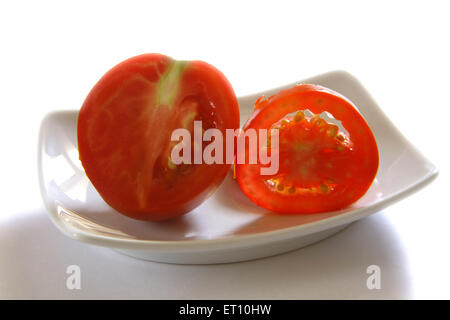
[38,71,438,264]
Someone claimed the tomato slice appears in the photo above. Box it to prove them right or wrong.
[78,54,239,221]
[235,83,379,214]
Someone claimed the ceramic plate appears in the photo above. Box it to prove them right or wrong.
[38,71,438,264]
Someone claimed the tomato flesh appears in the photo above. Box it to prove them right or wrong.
[78,54,239,221]
[235,84,379,214]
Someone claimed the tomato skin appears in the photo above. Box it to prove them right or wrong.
[78,54,239,221]
[235,84,379,214]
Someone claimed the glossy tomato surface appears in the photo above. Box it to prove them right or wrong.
[78,54,239,221]
[235,84,379,214]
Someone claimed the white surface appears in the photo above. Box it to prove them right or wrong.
[37,71,437,264]
[0,0,449,298]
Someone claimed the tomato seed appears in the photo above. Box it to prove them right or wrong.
[294,110,305,122]
[167,158,177,170]
[311,115,326,127]
[327,125,338,137]
[320,183,330,193]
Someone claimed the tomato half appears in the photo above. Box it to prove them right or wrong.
[235,84,379,214]
[78,54,239,221]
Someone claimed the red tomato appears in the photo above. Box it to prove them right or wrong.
[235,84,379,214]
[78,54,239,221]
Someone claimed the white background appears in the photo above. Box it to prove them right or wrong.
[0,0,449,299]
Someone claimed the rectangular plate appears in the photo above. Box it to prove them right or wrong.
[38,70,438,264]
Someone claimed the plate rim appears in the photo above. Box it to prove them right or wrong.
[37,71,439,250]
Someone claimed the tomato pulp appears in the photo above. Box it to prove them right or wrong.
[78,54,240,221]
[235,84,379,214]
